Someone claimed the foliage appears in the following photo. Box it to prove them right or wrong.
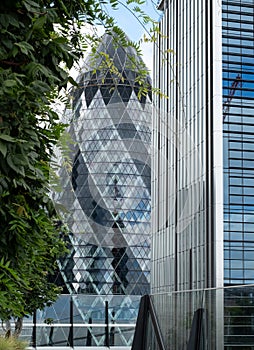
[0,336,27,350]
[0,0,95,324]
[0,0,157,331]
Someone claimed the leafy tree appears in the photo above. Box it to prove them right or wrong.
[0,0,157,336]
[0,0,98,334]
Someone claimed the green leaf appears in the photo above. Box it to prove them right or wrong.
[23,0,40,12]
[165,48,175,54]
[109,0,118,9]
[12,45,19,57]
[6,154,24,174]
[0,134,16,142]
[15,41,34,55]
[0,141,7,157]
[4,79,17,88]
[25,62,54,79]
[68,76,79,87]
[0,14,9,28]
[2,38,13,49]
[9,15,20,28]
[33,15,47,30]
[0,45,7,60]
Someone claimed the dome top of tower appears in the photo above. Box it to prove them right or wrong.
[73,33,152,110]
[85,33,144,74]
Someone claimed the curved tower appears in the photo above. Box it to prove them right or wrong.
[53,34,152,296]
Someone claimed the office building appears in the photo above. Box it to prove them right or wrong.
[37,33,153,347]
[150,1,254,348]
[153,0,254,293]
[53,34,152,296]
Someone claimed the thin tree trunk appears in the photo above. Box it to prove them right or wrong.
[14,317,23,338]
[3,319,11,338]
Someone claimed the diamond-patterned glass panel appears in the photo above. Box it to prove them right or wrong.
[52,34,152,298]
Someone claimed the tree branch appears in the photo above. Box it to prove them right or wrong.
[0,60,28,67]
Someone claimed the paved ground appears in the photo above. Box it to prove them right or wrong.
[27,347,131,350]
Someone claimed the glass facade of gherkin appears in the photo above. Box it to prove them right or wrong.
[53,34,152,296]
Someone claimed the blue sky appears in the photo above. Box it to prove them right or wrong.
[101,0,162,73]
[71,1,161,80]
[105,0,161,41]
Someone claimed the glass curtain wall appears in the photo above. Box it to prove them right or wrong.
[132,285,254,350]
[52,35,152,296]
[223,0,254,285]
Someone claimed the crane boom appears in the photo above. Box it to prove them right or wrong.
[223,74,241,121]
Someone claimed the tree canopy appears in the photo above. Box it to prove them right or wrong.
[0,0,89,324]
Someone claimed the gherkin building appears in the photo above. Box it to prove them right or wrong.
[53,34,152,297]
